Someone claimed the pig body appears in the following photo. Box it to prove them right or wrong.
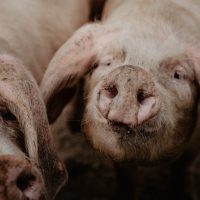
[0,0,90,199]
[0,0,90,83]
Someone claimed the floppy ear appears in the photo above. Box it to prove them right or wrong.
[40,24,102,124]
[0,55,67,199]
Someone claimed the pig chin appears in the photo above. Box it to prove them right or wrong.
[83,105,193,164]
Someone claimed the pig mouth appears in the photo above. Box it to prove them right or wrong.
[104,112,175,162]
[108,119,161,138]
[105,110,165,140]
[84,106,182,163]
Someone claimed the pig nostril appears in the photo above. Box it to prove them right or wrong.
[104,85,118,99]
[16,171,36,192]
[137,89,146,104]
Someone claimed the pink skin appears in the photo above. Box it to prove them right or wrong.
[99,93,157,126]
[101,96,157,126]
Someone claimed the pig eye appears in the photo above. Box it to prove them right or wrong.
[101,59,112,66]
[173,71,182,80]
[0,107,17,124]
[106,62,111,66]
[2,111,17,122]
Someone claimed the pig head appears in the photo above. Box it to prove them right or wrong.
[40,0,200,164]
[0,55,66,200]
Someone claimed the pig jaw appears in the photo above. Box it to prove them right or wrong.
[83,66,198,164]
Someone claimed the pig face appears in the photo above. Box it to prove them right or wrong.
[41,24,200,164]
[83,33,199,163]
[0,55,67,200]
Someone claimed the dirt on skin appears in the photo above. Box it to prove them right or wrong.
[53,124,118,200]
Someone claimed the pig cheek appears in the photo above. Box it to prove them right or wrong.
[158,85,196,153]
[176,82,195,109]
[83,110,126,160]
[83,88,126,160]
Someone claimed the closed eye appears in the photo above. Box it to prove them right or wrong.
[0,106,27,155]
[2,111,17,122]
[0,106,17,124]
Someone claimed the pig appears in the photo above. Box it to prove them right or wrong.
[0,0,91,199]
[40,0,200,166]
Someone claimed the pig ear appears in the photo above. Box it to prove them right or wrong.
[0,55,67,199]
[186,45,200,86]
[40,24,102,124]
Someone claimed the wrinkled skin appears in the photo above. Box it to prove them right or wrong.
[0,0,91,199]
[41,0,200,165]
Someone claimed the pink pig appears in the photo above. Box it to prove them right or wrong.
[41,0,200,164]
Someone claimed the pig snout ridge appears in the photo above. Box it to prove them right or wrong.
[97,65,160,127]
[0,156,44,200]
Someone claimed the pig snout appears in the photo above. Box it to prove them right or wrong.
[0,156,44,200]
[97,65,160,127]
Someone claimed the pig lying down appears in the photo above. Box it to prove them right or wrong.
[41,0,200,164]
[0,0,90,199]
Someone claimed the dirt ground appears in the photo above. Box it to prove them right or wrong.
[52,124,173,200]
[55,157,117,200]
[53,125,118,200]
[52,108,200,200]
[52,129,180,200]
